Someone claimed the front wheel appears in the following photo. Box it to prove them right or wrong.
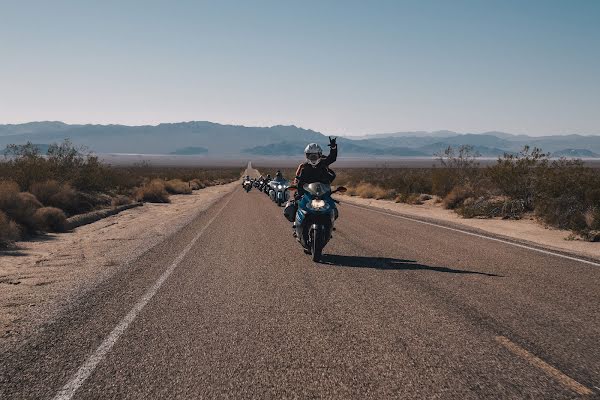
[311,228,323,262]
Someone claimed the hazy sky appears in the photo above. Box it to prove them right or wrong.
[1,0,599,136]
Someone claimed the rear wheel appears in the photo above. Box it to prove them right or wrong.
[311,228,322,262]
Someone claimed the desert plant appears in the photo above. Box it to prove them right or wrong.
[189,179,205,190]
[134,179,170,203]
[30,180,80,214]
[0,210,21,247]
[164,179,193,194]
[111,195,132,207]
[33,207,67,232]
[442,185,474,210]
[0,182,43,232]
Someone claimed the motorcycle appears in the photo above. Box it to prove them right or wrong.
[287,183,346,262]
[269,180,289,206]
[262,180,271,195]
[242,179,253,192]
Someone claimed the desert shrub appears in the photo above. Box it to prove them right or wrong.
[134,179,170,203]
[189,179,204,190]
[352,183,393,200]
[2,143,52,190]
[435,145,481,184]
[164,179,192,194]
[419,194,433,202]
[442,185,474,210]
[487,146,548,210]
[0,210,21,246]
[395,193,423,205]
[0,182,43,232]
[33,207,67,232]
[431,168,457,196]
[533,158,600,234]
[30,180,80,214]
[457,197,504,218]
[111,195,132,207]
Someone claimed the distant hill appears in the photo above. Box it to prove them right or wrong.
[0,122,598,158]
[170,146,208,155]
[551,149,600,158]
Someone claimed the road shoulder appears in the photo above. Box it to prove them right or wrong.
[0,181,239,347]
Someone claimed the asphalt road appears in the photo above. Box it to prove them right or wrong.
[2,174,600,399]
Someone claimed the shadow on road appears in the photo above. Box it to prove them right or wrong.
[319,254,501,277]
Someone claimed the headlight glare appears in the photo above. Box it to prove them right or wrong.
[311,199,326,209]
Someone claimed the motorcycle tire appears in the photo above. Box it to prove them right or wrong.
[311,228,322,262]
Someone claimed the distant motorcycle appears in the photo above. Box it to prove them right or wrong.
[288,183,346,262]
[243,179,252,192]
[262,180,271,195]
[269,180,289,206]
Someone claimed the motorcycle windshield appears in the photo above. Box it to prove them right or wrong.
[303,183,331,197]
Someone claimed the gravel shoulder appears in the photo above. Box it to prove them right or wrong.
[0,181,239,346]
[339,194,600,261]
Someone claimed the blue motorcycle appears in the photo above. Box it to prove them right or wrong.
[288,183,347,262]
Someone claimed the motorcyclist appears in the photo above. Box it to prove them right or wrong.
[284,137,338,231]
[293,137,337,197]
[273,170,286,182]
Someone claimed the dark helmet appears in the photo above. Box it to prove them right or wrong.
[276,170,283,179]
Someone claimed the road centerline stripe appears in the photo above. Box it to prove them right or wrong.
[52,190,236,400]
[495,336,592,396]
[344,202,600,267]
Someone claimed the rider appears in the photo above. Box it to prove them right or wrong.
[293,137,337,197]
[284,137,338,229]
[273,170,285,182]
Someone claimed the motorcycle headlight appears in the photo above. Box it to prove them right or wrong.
[278,185,283,189]
[310,199,326,209]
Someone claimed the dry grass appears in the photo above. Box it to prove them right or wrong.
[442,185,474,210]
[347,183,392,200]
[164,179,192,195]
[189,179,205,190]
[0,210,21,247]
[0,182,43,233]
[134,179,170,203]
[30,180,80,214]
[111,195,132,207]
[33,207,67,232]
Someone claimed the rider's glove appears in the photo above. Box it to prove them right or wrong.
[328,136,337,148]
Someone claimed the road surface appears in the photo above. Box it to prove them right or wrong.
[1,172,599,399]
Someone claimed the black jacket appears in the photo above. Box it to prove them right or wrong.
[294,146,337,195]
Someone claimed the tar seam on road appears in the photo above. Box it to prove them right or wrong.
[52,190,237,400]
[345,203,600,268]
[494,336,593,396]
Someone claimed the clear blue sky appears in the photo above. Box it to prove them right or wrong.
[1,0,599,136]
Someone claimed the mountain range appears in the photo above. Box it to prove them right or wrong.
[1,121,599,158]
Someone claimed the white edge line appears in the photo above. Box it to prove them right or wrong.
[53,191,236,400]
[344,202,600,268]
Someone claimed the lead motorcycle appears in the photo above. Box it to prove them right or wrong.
[269,180,289,206]
[242,178,253,192]
[287,183,346,262]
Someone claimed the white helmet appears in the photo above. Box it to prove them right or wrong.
[304,143,322,166]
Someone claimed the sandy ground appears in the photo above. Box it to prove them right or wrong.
[0,181,239,346]
[338,194,600,261]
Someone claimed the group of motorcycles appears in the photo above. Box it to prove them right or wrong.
[242,174,347,262]
[242,176,290,206]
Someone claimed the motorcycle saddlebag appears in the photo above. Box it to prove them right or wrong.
[283,201,297,222]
